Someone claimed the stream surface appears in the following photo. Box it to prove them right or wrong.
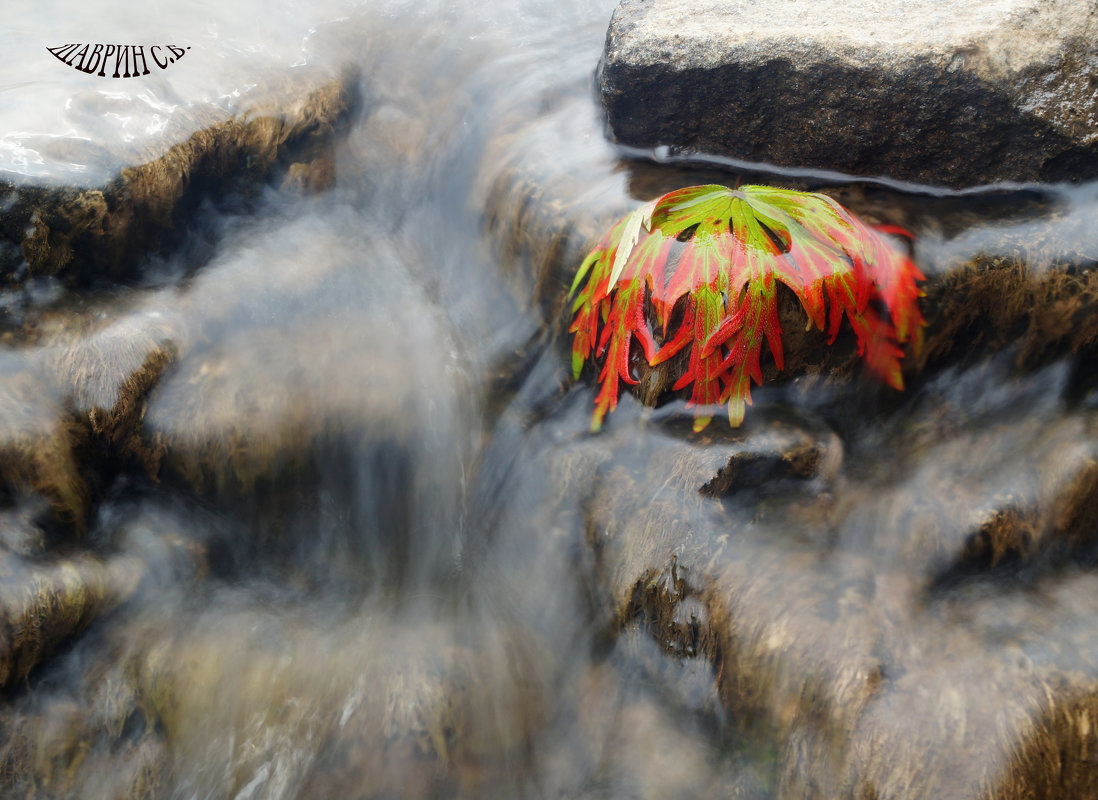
[3,1,1098,799]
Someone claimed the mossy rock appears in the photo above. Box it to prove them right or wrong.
[0,551,142,689]
[0,69,353,288]
[492,350,1098,799]
[0,657,166,799]
[0,354,88,528]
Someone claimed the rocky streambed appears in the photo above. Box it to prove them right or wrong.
[2,1,1098,799]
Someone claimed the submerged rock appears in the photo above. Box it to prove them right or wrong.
[0,309,182,539]
[0,551,142,688]
[598,0,1098,187]
[0,69,352,287]
[0,690,166,800]
[133,610,549,800]
[40,312,179,478]
[138,215,470,493]
[488,354,1098,800]
[0,355,88,528]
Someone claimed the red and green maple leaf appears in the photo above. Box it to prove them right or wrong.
[569,184,926,432]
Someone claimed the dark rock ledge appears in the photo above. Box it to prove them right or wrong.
[598,0,1098,188]
[0,69,352,288]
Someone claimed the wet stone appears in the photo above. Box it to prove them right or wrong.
[0,354,87,528]
[0,309,183,537]
[39,312,178,477]
[482,81,1098,418]
[0,551,142,689]
[127,609,550,800]
[0,68,353,288]
[598,0,1098,187]
[515,353,1098,800]
[479,96,628,323]
[138,218,471,501]
[0,654,167,800]
[4,2,1098,798]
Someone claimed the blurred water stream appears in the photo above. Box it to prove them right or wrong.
[1,1,1098,798]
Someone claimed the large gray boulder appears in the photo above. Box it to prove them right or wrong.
[598,0,1098,188]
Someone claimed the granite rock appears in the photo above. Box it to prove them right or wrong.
[599,0,1098,187]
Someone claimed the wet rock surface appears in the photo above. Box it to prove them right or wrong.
[598,0,1098,187]
[4,2,1098,799]
[476,348,1098,799]
[476,68,1098,798]
[0,70,352,288]
[485,98,1098,410]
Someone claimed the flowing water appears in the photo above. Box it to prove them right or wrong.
[3,1,1098,798]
